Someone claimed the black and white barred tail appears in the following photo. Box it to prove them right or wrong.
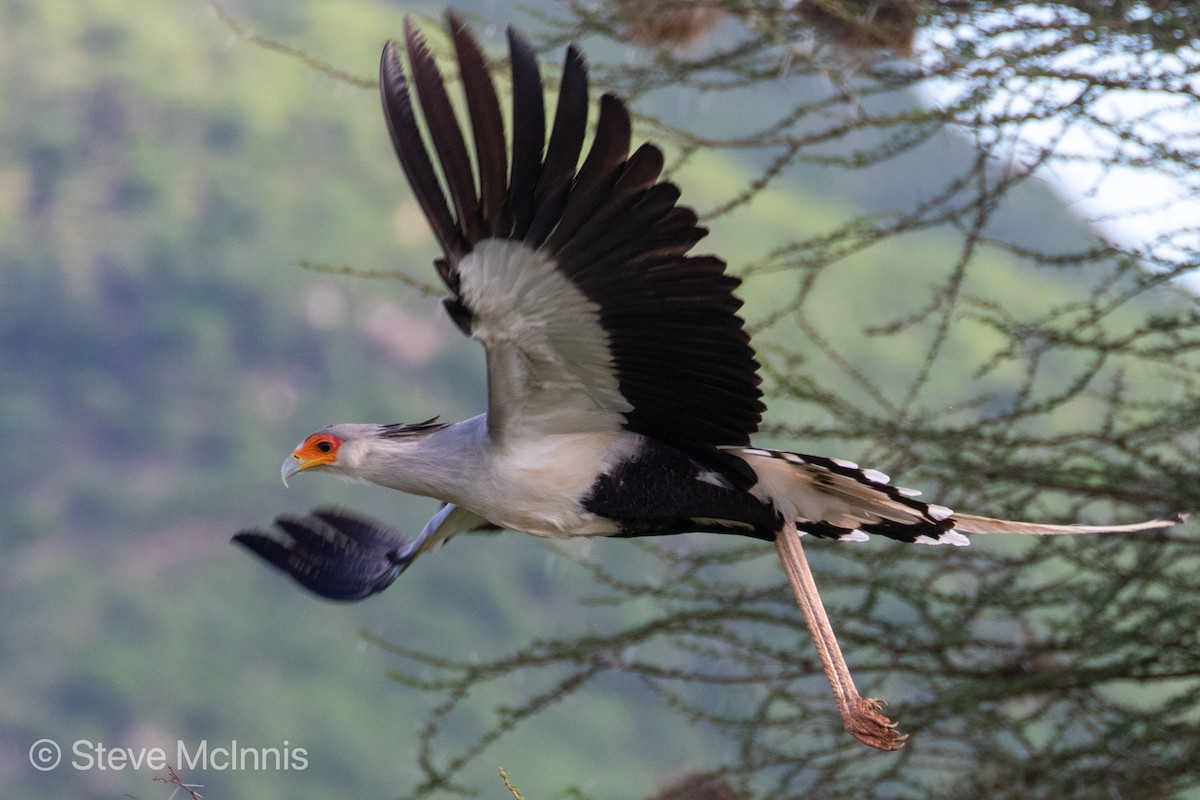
[733,447,1185,546]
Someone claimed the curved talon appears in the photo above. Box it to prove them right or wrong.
[843,697,906,751]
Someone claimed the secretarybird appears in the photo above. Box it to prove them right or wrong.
[234,14,1183,750]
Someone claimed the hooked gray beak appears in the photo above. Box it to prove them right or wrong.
[281,454,303,488]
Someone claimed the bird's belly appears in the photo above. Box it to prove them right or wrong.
[476,478,620,538]
[494,509,621,539]
[465,430,640,538]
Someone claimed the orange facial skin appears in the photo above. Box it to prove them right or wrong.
[281,433,342,486]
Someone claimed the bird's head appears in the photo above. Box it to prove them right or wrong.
[280,424,375,486]
[282,430,343,486]
[280,419,449,487]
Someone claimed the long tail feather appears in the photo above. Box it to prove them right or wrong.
[951,512,1186,535]
[735,446,1186,545]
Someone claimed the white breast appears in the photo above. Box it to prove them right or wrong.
[475,430,643,537]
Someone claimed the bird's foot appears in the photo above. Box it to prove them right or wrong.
[841,697,906,751]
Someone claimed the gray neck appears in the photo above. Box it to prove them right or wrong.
[351,415,491,503]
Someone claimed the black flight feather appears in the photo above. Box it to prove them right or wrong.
[506,26,545,240]
[448,12,510,238]
[403,20,484,243]
[380,41,463,262]
[527,43,588,247]
[556,144,665,265]
[233,508,413,601]
[544,94,632,255]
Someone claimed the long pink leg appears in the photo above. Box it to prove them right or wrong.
[775,519,907,750]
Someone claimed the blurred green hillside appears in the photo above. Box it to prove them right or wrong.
[1,1,1180,799]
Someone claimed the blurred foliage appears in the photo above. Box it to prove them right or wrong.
[0,1,512,798]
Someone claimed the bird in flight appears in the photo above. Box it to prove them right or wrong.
[235,13,1183,750]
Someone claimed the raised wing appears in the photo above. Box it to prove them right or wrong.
[380,14,764,485]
